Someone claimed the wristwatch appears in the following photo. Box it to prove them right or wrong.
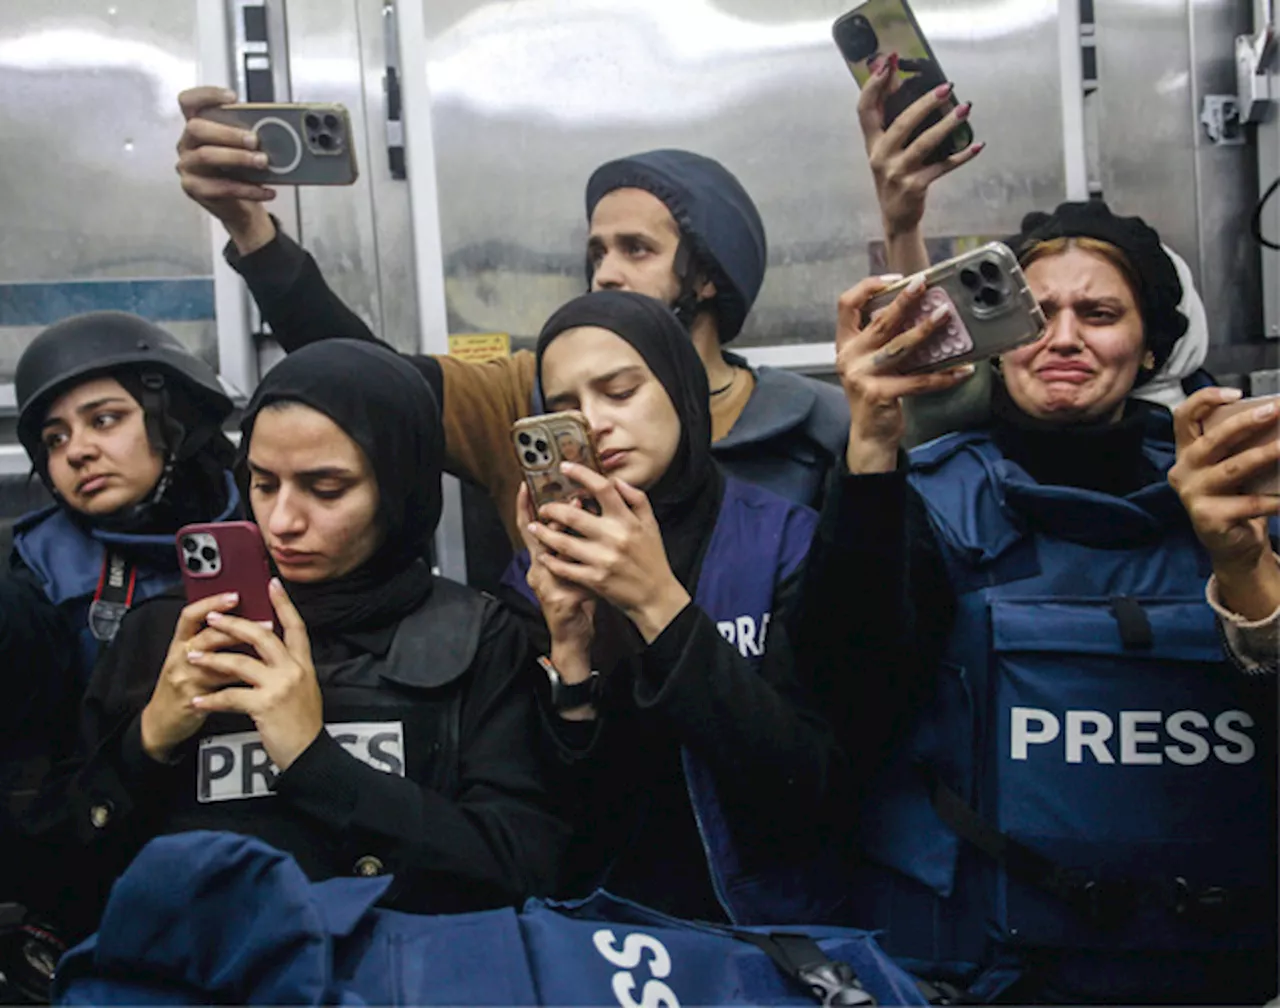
[537,655,599,711]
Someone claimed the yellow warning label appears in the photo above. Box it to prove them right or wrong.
[448,332,510,363]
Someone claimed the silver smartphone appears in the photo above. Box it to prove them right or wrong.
[865,243,1045,373]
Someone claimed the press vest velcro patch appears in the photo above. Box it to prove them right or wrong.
[197,721,406,803]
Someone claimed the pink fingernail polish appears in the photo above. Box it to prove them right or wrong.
[955,102,973,120]
[934,82,954,99]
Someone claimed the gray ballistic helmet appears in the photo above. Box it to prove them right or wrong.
[15,311,232,461]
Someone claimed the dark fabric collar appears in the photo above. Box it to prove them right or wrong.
[988,380,1162,497]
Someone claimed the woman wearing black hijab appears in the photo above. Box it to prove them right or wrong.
[503,291,847,927]
[41,339,566,936]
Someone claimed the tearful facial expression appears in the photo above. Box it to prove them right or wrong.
[1001,247,1147,423]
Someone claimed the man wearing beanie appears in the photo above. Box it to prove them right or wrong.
[174,88,848,567]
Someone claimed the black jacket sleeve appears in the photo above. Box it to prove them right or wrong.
[543,569,845,818]
[270,602,568,908]
[790,462,957,795]
[224,228,444,408]
[0,564,78,742]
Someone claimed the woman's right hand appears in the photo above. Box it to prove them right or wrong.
[139,593,243,762]
[516,483,597,655]
[836,274,976,473]
[859,54,984,240]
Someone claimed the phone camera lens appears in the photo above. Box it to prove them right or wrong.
[182,537,197,552]
[200,546,217,562]
[959,268,981,290]
[525,451,539,465]
[976,286,1003,307]
[518,432,531,446]
[186,556,203,573]
[316,132,334,150]
[304,113,321,130]
[323,114,339,130]
[979,260,1002,284]
[534,439,548,453]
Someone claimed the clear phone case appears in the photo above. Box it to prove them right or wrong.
[866,242,1046,373]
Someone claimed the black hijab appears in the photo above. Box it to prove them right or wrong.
[239,340,443,637]
[536,290,725,591]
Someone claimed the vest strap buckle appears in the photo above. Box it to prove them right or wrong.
[798,961,875,1007]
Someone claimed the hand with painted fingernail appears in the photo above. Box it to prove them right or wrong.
[184,579,324,772]
[857,53,984,245]
[140,591,245,762]
[834,274,976,474]
[1169,387,1280,618]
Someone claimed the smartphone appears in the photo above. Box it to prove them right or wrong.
[865,243,1045,374]
[176,522,276,639]
[196,103,358,185]
[1201,394,1280,495]
[833,0,973,163]
[512,411,604,514]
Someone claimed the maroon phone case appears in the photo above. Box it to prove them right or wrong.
[176,521,276,627]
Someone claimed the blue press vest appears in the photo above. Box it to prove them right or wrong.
[11,472,240,686]
[848,431,1276,999]
[506,476,836,925]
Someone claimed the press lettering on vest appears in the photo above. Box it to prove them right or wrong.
[1010,706,1257,766]
[592,929,679,1008]
[197,722,405,802]
[714,612,771,659]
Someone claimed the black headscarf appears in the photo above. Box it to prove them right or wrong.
[1007,200,1188,386]
[239,340,443,636]
[535,290,725,591]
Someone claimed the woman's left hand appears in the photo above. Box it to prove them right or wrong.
[188,578,324,771]
[1169,387,1280,621]
[530,462,691,643]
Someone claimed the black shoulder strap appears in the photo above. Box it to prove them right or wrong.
[88,548,137,644]
[923,769,1253,930]
[728,931,875,1006]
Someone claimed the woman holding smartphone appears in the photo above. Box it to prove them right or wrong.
[505,290,847,927]
[796,203,1276,1004]
[31,340,565,939]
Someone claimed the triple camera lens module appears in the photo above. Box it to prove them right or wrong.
[959,259,1008,313]
[302,111,345,157]
[517,427,556,470]
[181,533,221,577]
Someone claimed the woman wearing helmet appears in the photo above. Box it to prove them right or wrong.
[2,312,239,826]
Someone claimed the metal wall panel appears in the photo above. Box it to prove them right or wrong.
[0,0,216,378]
[418,0,1065,349]
[1094,0,1266,369]
[285,0,422,353]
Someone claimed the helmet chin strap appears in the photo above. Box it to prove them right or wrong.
[82,372,185,533]
[583,239,716,333]
[669,240,716,331]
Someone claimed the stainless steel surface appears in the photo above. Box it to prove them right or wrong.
[1095,0,1263,356]
[0,0,216,377]
[285,0,423,352]
[418,0,1064,349]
